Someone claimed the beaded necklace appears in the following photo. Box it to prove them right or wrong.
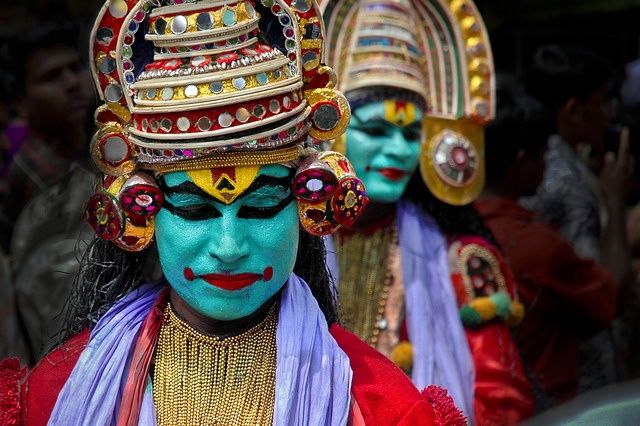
[335,222,398,346]
[153,302,278,426]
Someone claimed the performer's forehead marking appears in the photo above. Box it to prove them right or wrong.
[186,165,260,204]
[383,100,418,127]
[352,100,420,128]
[162,166,292,205]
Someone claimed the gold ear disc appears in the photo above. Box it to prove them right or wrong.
[305,88,351,141]
[420,116,485,206]
[90,126,136,176]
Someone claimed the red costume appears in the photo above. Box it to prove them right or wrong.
[448,235,534,424]
[475,197,616,403]
[1,325,464,426]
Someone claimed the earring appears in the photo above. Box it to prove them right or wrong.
[85,172,164,251]
[293,151,368,236]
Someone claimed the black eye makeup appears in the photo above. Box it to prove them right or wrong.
[163,199,222,221]
[158,170,295,221]
[403,124,422,142]
[237,192,294,219]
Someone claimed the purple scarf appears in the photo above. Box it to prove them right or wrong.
[326,200,475,421]
[49,275,352,425]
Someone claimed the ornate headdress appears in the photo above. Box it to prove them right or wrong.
[85,0,367,251]
[322,0,495,205]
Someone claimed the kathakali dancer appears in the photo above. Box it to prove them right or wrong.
[321,0,534,423]
[0,0,466,424]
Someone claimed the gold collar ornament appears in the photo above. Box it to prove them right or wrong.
[153,302,279,425]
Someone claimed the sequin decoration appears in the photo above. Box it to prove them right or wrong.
[218,112,233,128]
[210,81,223,93]
[269,99,281,114]
[96,28,114,46]
[162,87,174,101]
[222,7,237,26]
[97,54,116,74]
[171,15,188,34]
[253,104,266,118]
[312,102,341,131]
[292,0,312,13]
[99,134,131,165]
[256,72,269,85]
[232,77,246,90]
[236,108,250,123]
[185,85,199,98]
[161,118,172,132]
[155,18,167,35]
[197,12,214,30]
[197,117,212,131]
[105,84,124,102]
[108,0,128,19]
[177,117,191,132]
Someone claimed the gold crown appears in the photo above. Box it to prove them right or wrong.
[90,0,351,175]
[85,0,368,251]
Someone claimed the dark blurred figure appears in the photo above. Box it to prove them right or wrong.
[0,20,95,362]
[475,76,618,411]
[617,59,640,380]
[0,21,92,251]
[520,45,634,393]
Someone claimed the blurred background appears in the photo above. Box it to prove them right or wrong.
[1,0,640,423]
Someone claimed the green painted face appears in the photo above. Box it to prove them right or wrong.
[345,99,423,203]
[155,165,299,321]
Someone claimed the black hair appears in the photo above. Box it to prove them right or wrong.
[60,230,339,343]
[526,44,612,129]
[485,74,551,185]
[403,172,498,245]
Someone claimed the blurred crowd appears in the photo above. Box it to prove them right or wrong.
[1,0,640,422]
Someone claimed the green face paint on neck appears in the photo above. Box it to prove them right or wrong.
[155,164,299,321]
[345,99,423,203]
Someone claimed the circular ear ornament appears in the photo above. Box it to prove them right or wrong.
[421,116,485,206]
[90,126,136,176]
[330,177,367,227]
[85,191,125,240]
[294,151,368,235]
[305,88,351,141]
[85,172,161,252]
[109,173,161,252]
[119,173,164,218]
[292,156,339,202]
[432,129,478,187]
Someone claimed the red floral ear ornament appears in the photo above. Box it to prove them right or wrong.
[85,172,163,252]
[293,151,368,236]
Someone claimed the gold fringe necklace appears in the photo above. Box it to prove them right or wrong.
[335,223,398,346]
[153,302,278,426]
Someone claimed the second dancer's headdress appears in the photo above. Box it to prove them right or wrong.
[322,0,495,205]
